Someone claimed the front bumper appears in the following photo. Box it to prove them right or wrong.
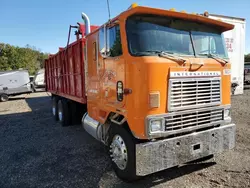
[136,124,235,176]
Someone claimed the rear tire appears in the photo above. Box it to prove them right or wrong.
[108,124,140,182]
[0,94,9,102]
[52,96,59,121]
[58,99,71,127]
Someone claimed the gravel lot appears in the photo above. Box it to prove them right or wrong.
[0,91,250,188]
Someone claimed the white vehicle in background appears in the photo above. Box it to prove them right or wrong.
[31,69,45,92]
[209,14,246,95]
[0,70,32,102]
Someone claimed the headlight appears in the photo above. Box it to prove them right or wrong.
[224,108,231,118]
[149,118,164,133]
[224,108,231,123]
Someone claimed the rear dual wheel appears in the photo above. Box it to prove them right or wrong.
[57,99,71,127]
[52,96,59,121]
[51,96,71,126]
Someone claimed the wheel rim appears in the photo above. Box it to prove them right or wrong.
[52,101,56,116]
[52,107,56,116]
[58,101,63,121]
[1,95,8,101]
[110,134,128,170]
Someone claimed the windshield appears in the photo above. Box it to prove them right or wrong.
[126,14,228,58]
[192,31,228,58]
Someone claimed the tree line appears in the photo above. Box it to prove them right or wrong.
[0,42,250,74]
[0,43,48,75]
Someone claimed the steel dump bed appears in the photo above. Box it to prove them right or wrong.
[45,38,86,103]
[45,25,99,104]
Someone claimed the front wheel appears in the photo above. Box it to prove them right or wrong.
[108,124,140,182]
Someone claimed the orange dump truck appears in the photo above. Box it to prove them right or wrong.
[45,4,236,181]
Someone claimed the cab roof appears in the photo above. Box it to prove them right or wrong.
[121,6,235,32]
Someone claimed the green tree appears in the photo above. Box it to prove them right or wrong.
[0,43,48,74]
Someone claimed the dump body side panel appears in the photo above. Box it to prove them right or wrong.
[45,39,87,104]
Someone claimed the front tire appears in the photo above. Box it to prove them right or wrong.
[57,99,71,127]
[108,124,140,182]
[0,94,9,102]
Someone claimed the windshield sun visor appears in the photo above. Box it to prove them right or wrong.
[125,6,235,32]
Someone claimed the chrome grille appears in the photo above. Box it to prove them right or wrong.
[168,78,221,111]
[165,108,223,132]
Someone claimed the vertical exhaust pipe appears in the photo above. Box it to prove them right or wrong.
[81,12,91,35]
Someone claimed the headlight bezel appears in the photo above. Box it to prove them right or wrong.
[148,118,165,134]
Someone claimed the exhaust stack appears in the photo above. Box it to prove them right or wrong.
[81,12,91,35]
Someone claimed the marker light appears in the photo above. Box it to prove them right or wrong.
[169,8,176,11]
[128,3,138,9]
[131,3,138,8]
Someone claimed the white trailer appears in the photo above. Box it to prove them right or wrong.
[32,69,45,92]
[0,70,32,102]
[209,14,246,95]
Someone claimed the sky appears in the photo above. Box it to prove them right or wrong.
[0,0,249,54]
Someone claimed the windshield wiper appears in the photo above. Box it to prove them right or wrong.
[159,51,186,63]
[133,50,160,56]
[199,53,228,65]
[133,50,187,64]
